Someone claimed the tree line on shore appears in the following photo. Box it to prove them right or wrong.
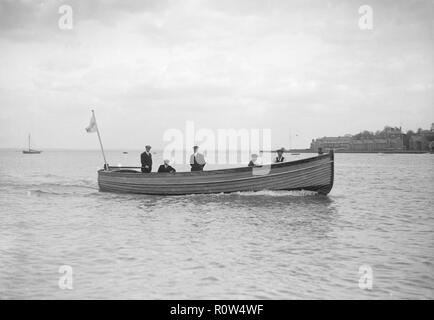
[352,125,434,150]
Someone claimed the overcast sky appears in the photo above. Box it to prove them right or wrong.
[0,0,432,150]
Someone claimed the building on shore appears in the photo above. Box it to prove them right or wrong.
[351,138,402,152]
[310,136,352,152]
[310,136,403,152]
[409,135,428,151]
[409,126,434,151]
[310,125,434,152]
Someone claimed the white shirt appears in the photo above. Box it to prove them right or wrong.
[190,152,205,165]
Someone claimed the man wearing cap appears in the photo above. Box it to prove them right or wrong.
[275,148,285,163]
[190,146,206,171]
[141,145,153,173]
[158,159,176,173]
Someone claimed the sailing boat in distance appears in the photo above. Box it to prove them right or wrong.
[22,134,42,154]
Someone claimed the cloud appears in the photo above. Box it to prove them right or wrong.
[0,0,432,149]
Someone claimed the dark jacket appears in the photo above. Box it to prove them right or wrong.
[190,154,205,171]
[141,151,152,173]
[157,165,176,173]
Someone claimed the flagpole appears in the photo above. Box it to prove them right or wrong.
[92,110,109,170]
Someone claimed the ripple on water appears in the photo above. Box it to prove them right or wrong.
[0,151,433,299]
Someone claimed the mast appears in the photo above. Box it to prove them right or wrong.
[28,133,31,151]
[92,110,108,169]
[289,129,292,151]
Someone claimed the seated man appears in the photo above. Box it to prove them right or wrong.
[190,146,206,171]
[157,159,176,173]
[248,154,259,167]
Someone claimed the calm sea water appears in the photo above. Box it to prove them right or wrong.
[0,150,433,299]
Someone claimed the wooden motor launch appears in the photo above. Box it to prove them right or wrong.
[97,151,334,195]
[86,110,334,196]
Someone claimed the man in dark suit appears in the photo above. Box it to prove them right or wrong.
[157,159,176,173]
[141,145,152,173]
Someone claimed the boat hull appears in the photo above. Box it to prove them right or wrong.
[22,150,42,154]
[98,151,334,195]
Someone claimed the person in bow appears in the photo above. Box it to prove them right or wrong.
[275,148,285,163]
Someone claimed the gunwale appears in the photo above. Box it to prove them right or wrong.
[102,152,332,177]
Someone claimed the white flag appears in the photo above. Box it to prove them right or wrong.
[86,113,97,133]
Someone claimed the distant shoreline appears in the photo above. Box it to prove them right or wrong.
[261,149,432,154]
[1,148,431,154]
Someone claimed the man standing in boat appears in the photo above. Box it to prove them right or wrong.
[141,145,153,173]
[275,148,285,163]
[190,146,206,171]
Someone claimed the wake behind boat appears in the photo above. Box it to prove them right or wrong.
[97,151,334,195]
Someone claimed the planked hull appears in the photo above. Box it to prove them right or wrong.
[98,151,334,195]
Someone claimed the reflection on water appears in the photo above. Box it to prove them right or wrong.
[0,150,433,299]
